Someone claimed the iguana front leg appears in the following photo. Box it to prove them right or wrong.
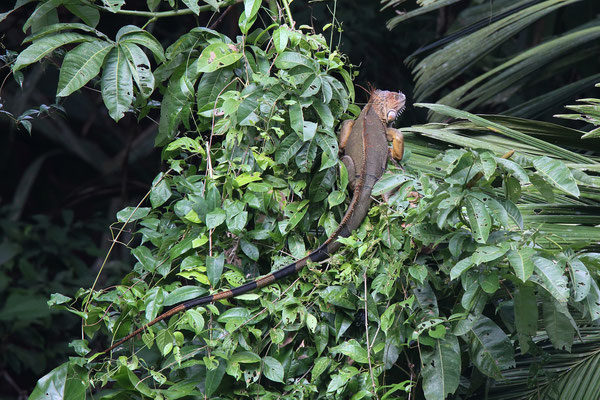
[339,119,358,189]
[387,127,404,162]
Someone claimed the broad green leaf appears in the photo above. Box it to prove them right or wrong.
[240,239,259,261]
[149,173,171,208]
[29,362,86,400]
[470,315,515,379]
[514,285,537,336]
[197,69,234,110]
[496,158,530,184]
[116,206,150,222]
[121,42,155,98]
[450,258,473,280]
[57,40,112,97]
[274,51,313,70]
[243,0,260,19]
[312,100,334,128]
[197,42,242,73]
[206,253,224,287]
[181,0,200,14]
[163,286,207,306]
[421,335,460,400]
[101,46,133,122]
[465,196,491,243]
[471,245,509,265]
[543,296,574,351]
[372,174,409,196]
[230,351,261,363]
[302,121,317,141]
[533,257,569,303]
[144,287,164,321]
[533,156,580,197]
[507,248,536,282]
[132,246,157,272]
[331,339,369,363]
[65,4,99,27]
[205,358,226,397]
[13,32,91,72]
[119,30,165,62]
[22,0,61,33]
[289,101,303,134]
[272,26,289,53]
[568,256,591,302]
[275,135,302,165]
[206,209,226,229]
[157,73,196,145]
[584,278,600,321]
[262,356,284,383]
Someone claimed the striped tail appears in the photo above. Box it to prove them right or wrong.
[99,242,333,355]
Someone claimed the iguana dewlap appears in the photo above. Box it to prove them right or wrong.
[99,89,406,355]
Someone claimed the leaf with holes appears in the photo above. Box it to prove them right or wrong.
[101,46,133,122]
[469,315,515,379]
[421,335,460,400]
[197,43,242,73]
[533,156,580,197]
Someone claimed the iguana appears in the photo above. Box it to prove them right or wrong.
[99,89,406,355]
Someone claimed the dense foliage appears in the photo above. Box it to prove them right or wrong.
[2,0,600,399]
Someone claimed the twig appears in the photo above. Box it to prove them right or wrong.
[364,269,378,398]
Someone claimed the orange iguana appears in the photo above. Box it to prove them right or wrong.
[99,89,406,355]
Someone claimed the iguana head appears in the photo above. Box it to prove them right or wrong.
[370,89,406,124]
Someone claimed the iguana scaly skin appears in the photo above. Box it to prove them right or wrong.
[100,89,406,355]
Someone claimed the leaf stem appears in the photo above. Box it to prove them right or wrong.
[281,0,295,28]
[93,0,242,19]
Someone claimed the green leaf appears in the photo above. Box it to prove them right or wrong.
[421,335,461,400]
[312,100,334,128]
[584,278,600,321]
[543,296,574,351]
[274,51,314,70]
[240,239,259,261]
[244,0,261,19]
[469,315,515,379]
[181,0,200,14]
[533,257,569,303]
[471,245,509,265]
[121,42,155,98]
[275,135,302,165]
[331,339,369,364]
[465,196,491,243]
[164,286,207,306]
[205,358,226,397]
[206,253,224,287]
[262,356,284,383]
[514,284,537,336]
[22,0,61,33]
[568,256,591,302]
[507,248,536,282]
[197,42,242,73]
[496,158,530,184]
[302,121,317,141]
[57,40,112,97]
[533,156,580,197]
[371,174,409,196]
[101,46,133,122]
[230,351,261,363]
[29,362,86,400]
[65,3,99,27]
[272,26,289,53]
[116,206,150,222]
[206,209,226,229]
[450,258,473,280]
[13,32,92,72]
[150,174,171,208]
[289,100,303,134]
